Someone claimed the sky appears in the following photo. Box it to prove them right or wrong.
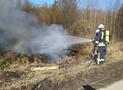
[19,0,55,7]
[29,0,55,6]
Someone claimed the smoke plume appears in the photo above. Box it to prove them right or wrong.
[0,0,91,60]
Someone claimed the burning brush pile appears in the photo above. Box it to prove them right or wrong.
[0,44,90,70]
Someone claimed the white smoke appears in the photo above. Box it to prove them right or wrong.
[0,0,67,54]
[0,0,91,60]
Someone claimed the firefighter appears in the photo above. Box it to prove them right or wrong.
[93,24,110,64]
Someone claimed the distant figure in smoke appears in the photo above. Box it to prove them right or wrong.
[92,24,110,65]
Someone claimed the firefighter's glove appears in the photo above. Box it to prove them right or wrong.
[105,41,109,45]
[92,39,96,43]
[95,41,99,44]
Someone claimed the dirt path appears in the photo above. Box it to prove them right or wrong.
[99,79,123,90]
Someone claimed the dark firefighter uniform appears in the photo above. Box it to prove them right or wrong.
[95,29,107,64]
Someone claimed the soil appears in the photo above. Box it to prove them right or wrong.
[0,56,123,90]
[31,58,123,90]
[0,43,123,90]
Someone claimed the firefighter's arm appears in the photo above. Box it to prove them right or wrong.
[92,35,100,45]
[93,29,101,44]
[91,39,99,48]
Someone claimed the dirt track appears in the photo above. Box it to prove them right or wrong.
[99,79,123,90]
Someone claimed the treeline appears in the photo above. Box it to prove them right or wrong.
[116,4,123,41]
[23,0,79,28]
[23,0,123,42]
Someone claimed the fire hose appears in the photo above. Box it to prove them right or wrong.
[87,40,98,67]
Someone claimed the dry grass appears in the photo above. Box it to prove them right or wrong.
[108,42,123,59]
[0,42,123,90]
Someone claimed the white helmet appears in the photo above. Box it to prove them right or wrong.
[98,24,105,29]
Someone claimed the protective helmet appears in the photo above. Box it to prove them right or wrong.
[98,24,105,29]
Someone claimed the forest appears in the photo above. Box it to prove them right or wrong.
[23,0,123,41]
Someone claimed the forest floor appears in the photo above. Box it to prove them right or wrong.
[0,42,123,90]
